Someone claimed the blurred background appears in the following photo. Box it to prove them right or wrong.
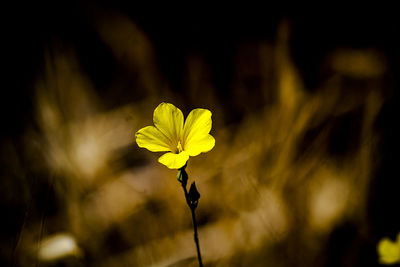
[1,3,400,266]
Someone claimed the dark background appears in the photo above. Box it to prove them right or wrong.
[2,3,400,266]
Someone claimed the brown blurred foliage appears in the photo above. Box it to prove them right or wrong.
[1,4,399,267]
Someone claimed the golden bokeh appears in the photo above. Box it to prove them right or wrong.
[1,5,398,267]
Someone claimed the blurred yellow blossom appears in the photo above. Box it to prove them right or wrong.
[377,233,400,265]
[135,102,215,169]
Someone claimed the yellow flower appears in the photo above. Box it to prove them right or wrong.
[135,102,215,169]
[377,233,400,265]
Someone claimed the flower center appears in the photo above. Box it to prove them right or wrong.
[176,141,183,153]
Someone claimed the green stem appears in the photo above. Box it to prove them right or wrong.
[179,169,203,267]
[189,204,203,267]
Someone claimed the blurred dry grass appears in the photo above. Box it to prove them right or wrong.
[1,5,396,267]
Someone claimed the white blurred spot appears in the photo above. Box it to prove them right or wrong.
[309,175,350,231]
[38,233,81,262]
[72,131,103,178]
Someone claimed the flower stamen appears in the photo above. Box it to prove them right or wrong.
[176,141,183,154]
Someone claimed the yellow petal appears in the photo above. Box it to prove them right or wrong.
[183,108,213,150]
[135,126,171,152]
[158,151,189,169]
[378,238,400,265]
[153,103,184,145]
[185,134,215,156]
